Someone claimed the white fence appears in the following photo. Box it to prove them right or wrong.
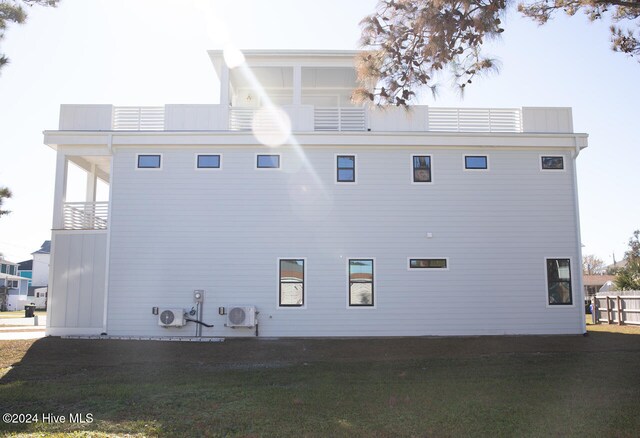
[314,107,367,132]
[112,106,165,131]
[428,107,522,133]
[63,202,108,230]
[592,293,640,325]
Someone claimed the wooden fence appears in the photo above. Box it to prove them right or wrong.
[591,294,640,325]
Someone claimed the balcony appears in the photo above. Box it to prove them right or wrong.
[58,104,574,134]
[63,202,108,230]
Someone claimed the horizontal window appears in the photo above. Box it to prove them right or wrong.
[137,154,161,169]
[279,259,304,307]
[257,154,280,169]
[412,155,432,183]
[337,155,355,182]
[349,259,374,306]
[409,258,448,269]
[197,154,221,169]
[546,258,572,305]
[465,155,488,170]
[541,156,564,170]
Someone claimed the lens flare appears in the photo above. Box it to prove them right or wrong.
[251,106,292,147]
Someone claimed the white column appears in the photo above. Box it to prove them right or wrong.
[219,63,230,129]
[85,163,97,203]
[51,152,68,230]
[293,65,302,106]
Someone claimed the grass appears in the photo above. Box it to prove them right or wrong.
[0,311,47,319]
[1,325,639,437]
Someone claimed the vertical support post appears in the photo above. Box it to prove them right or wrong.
[51,152,68,230]
[293,65,302,106]
[591,296,597,325]
[617,296,623,325]
[606,296,612,325]
[86,163,97,203]
[219,63,230,128]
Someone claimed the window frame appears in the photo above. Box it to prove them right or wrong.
[195,154,222,170]
[335,154,357,183]
[278,258,306,308]
[136,153,162,170]
[407,257,450,271]
[463,155,489,171]
[540,155,566,172]
[411,154,433,184]
[545,257,574,307]
[347,258,376,308]
[256,154,281,170]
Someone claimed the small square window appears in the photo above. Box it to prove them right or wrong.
[465,156,488,170]
[412,155,432,182]
[197,155,221,169]
[541,156,564,170]
[257,155,280,169]
[337,155,355,182]
[137,154,161,169]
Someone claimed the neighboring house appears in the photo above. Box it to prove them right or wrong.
[0,258,31,311]
[31,241,51,288]
[43,50,588,337]
[17,259,33,294]
[583,274,616,298]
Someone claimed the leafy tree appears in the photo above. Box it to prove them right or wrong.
[356,0,640,105]
[0,0,59,71]
[614,230,640,290]
[582,254,605,275]
[0,186,11,217]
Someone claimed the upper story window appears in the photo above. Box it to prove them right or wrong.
[197,154,221,169]
[257,154,280,169]
[464,155,488,170]
[137,154,161,169]
[349,259,374,306]
[336,155,356,182]
[546,258,572,305]
[279,259,305,307]
[541,156,564,170]
[412,155,432,183]
[409,258,448,270]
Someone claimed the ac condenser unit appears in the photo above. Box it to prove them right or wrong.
[158,308,186,327]
[226,306,256,328]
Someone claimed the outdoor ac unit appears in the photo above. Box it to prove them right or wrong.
[226,306,256,328]
[158,308,186,327]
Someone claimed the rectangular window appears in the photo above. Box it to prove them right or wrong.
[412,155,432,182]
[279,259,304,307]
[349,259,374,306]
[337,155,355,182]
[541,156,564,170]
[0,264,5,274]
[257,154,280,169]
[137,154,161,169]
[465,155,488,170]
[546,258,572,305]
[409,258,448,269]
[197,154,221,169]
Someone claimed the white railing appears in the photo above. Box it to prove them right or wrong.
[428,107,522,133]
[229,107,256,131]
[314,107,367,132]
[63,202,108,230]
[112,106,165,130]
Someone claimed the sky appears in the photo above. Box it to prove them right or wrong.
[0,0,638,265]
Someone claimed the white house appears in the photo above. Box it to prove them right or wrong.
[1,258,31,311]
[43,50,588,338]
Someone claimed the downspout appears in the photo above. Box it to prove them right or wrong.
[571,141,586,334]
[101,133,114,334]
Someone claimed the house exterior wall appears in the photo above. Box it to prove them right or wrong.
[104,143,583,337]
[47,232,106,335]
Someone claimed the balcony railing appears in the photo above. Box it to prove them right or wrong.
[427,107,522,133]
[228,107,256,131]
[63,202,108,230]
[314,107,367,132]
[112,106,165,131]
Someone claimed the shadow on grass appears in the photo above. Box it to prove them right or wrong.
[1,332,640,437]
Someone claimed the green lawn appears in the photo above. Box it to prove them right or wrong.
[1,327,639,437]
